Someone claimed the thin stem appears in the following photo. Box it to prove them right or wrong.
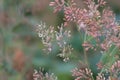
[82,31,95,80]
[84,48,88,65]
[83,31,89,66]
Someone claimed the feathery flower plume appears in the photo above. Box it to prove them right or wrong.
[72,67,93,80]
[33,68,58,80]
[36,22,73,61]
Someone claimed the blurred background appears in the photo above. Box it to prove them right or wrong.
[0,0,120,80]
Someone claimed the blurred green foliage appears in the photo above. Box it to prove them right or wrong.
[0,0,75,79]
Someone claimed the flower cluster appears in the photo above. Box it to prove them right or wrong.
[72,67,93,80]
[110,60,120,78]
[55,25,73,61]
[50,0,120,52]
[33,68,57,80]
[72,60,120,80]
[36,22,55,53]
[36,22,73,61]
[97,60,120,80]
[49,0,65,13]
[96,73,106,80]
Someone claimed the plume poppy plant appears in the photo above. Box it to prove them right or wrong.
[35,0,120,80]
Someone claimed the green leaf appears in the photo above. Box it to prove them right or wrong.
[100,45,120,68]
[12,22,35,36]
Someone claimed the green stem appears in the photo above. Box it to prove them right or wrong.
[83,31,89,66]
[83,31,95,80]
